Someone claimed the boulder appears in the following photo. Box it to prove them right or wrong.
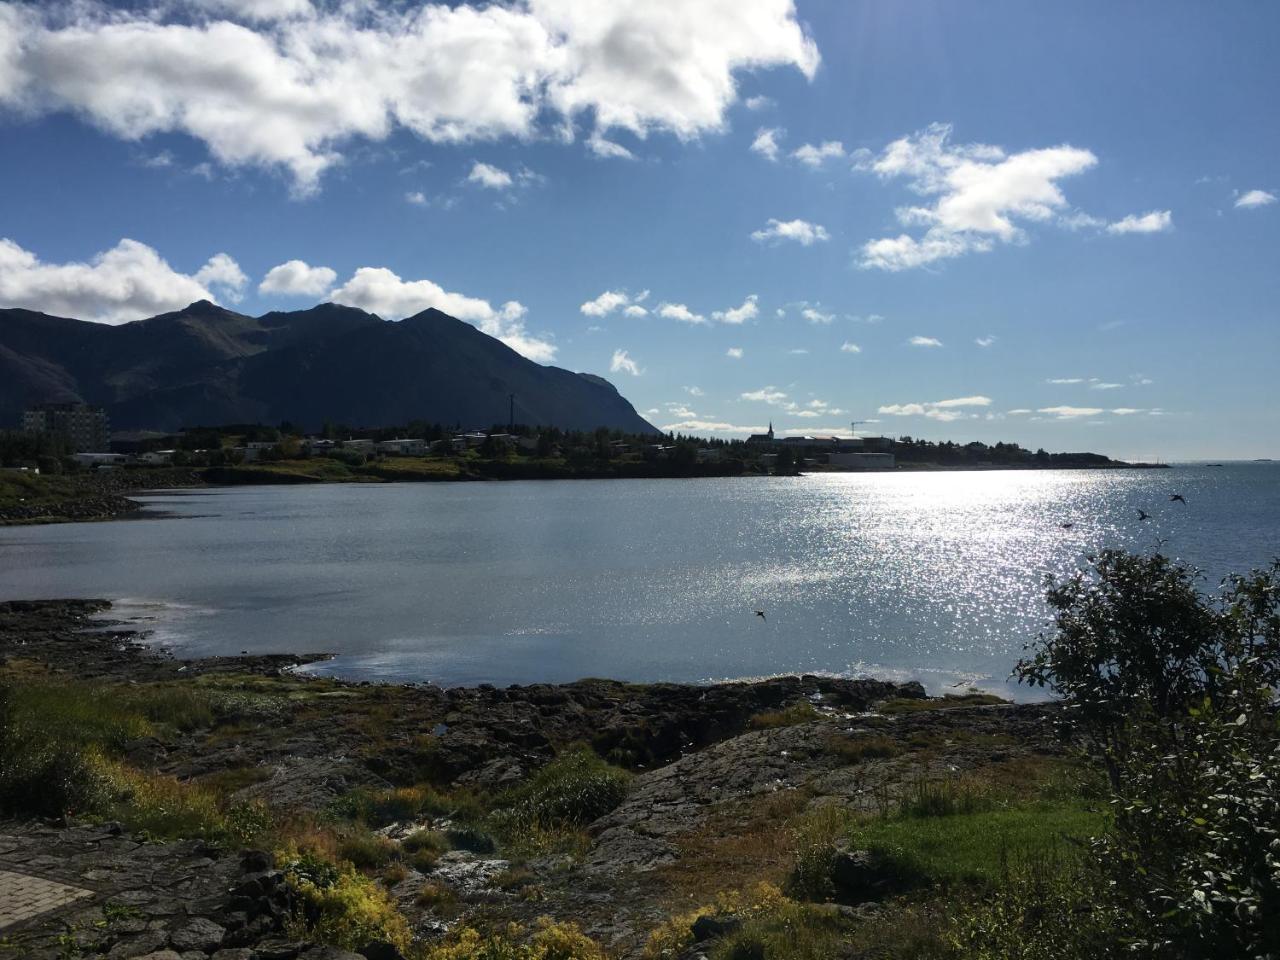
[690,914,741,942]
[169,917,226,952]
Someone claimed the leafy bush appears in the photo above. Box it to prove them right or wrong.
[336,828,398,870]
[286,865,412,953]
[1016,552,1280,958]
[425,919,605,960]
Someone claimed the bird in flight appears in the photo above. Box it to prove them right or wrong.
[754,610,767,622]
[1170,494,1187,505]
[1137,509,1151,521]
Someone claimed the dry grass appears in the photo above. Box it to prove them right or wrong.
[748,701,820,729]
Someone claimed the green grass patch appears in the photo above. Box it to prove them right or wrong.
[749,701,820,729]
[850,802,1102,887]
[824,733,900,763]
[879,693,1008,714]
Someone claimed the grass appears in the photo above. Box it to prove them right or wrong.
[879,693,1008,714]
[824,733,901,763]
[749,701,820,729]
[486,746,632,857]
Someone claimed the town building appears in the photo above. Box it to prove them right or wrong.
[746,422,775,444]
[22,402,110,453]
[378,438,427,456]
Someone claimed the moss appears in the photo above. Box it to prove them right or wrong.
[824,733,901,763]
[748,701,820,730]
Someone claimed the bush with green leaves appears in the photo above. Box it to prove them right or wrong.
[1015,551,1280,959]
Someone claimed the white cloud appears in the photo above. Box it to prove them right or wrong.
[712,294,759,325]
[1038,405,1104,419]
[879,395,990,422]
[750,126,783,161]
[662,419,765,435]
[791,140,843,168]
[851,313,884,324]
[1110,408,1144,415]
[259,259,337,296]
[741,386,788,405]
[744,95,773,111]
[909,335,942,347]
[1007,408,1032,415]
[623,304,648,317]
[610,348,642,376]
[801,307,834,324]
[580,290,629,316]
[194,252,248,301]
[1106,210,1173,235]
[1058,210,1105,231]
[405,190,428,206]
[788,348,809,356]
[0,236,241,324]
[856,122,1098,270]
[1047,377,1083,384]
[726,346,743,359]
[586,134,634,160]
[657,301,706,324]
[840,341,861,354]
[751,218,830,245]
[1234,189,1276,209]
[329,266,555,362]
[0,1,817,193]
[975,335,996,347]
[467,161,516,190]
[684,385,704,396]
[1090,381,1123,390]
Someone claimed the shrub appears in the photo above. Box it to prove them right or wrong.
[287,865,412,953]
[1016,552,1280,958]
[425,919,605,960]
[336,829,398,870]
[487,747,631,853]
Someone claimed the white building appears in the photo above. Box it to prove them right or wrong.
[378,438,427,456]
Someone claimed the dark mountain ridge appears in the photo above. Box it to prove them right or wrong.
[0,301,658,435]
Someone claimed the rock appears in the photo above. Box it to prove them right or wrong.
[241,849,275,873]
[210,950,255,960]
[134,952,182,960]
[359,942,407,960]
[690,915,741,942]
[896,681,928,700]
[107,931,168,959]
[830,847,902,901]
[299,948,366,960]
[169,917,226,952]
[254,939,306,960]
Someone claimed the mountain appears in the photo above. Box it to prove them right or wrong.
[0,301,659,435]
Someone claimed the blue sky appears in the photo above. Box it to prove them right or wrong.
[0,1,1276,459]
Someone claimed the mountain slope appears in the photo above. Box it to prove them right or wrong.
[0,302,658,434]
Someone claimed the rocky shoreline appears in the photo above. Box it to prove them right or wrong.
[1,600,1062,960]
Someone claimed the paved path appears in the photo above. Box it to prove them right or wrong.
[0,867,94,930]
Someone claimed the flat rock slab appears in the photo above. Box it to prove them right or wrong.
[0,867,95,929]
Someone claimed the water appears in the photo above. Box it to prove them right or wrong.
[1,464,1275,696]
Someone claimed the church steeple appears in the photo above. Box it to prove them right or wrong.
[767,421,774,440]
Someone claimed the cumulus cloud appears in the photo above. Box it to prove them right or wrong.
[856,122,1097,270]
[744,95,773,111]
[750,126,783,161]
[975,335,996,347]
[1090,381,1123,390]
[329,266,555,362]
[726,346,743,359]
[580,290,629,316]
[610,348,642,376]
[791,140,843,167]
[840,341,861,353]
[685,385,704,396]
[0,236,242,323]
[586,134,635,160]
[259,259,337,296]
[1047,377,1083,384]
[1234,189,1276,209]
[750,218,830,245]
[741,386,788,405]
[1106,210,1173,234]
[712,294,758,324]
[879,395,991,422]
[467,161,516,189]
[0,1,817,193]
[662,419,765,435]
[657,301,706,324]
[801,307,833,324]
[909,335,942,347]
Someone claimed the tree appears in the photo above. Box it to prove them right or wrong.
[774,447,795,475]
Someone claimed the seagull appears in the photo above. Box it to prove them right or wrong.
[1137,509,1151,521]
[1060,522,1074,530]
[754,610,767,622]
[1170,494,1187,505]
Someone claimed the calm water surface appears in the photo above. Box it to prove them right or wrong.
[1,464,1275,696]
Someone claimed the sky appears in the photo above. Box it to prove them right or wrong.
[0,1,1276,460]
